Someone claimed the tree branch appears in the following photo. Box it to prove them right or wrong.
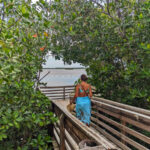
[106,0,111,16]
[8,17,22,29]
[90,0,116,20]
[90,0,104,10]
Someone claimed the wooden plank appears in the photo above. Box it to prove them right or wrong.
[55,111,81,145]
[50,98,66,100]
[43,92,70,95]
[41,89,64,92]
[65,121,80,144]
[65,129,79,150]
[65,118,87,142]
[92,100,150,125]
[91,117,149,150]
[92,105,150,132]
[91,110,150,145]
[54,126,60,138]
[50,98,68,100]
[63,87,65,100]
[91,122,130,150]
[54,125,72,150]
[93,97,150,116]
[47,95,66,97]
[40,85,74,89]
[65,140,71,150]
[60,114,65,150]
[121,120,126,145]
[52,138,59,150]
[42,91,73,94]
[54,128,60,145]
[49,97,69,100]
[43,88,74,91]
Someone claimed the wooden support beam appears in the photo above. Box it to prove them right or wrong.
[60,114,65,150]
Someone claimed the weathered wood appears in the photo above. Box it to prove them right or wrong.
[42,91,73,95]
[93,97,150,116]
[40,89,74,92]
[65,123,80,144]
[91,110,150,144]
[92,100,150,126]
[91,117,148,150]
[40,85,74,88]
[48,96,65,100]
[42,85,150,150]
[91,122,130,150]
[65,129,79,150]
[92,105,150,132]
[60,114,65,150]
[65,118,87,142]
[47,95,68,97]
[52,100,119,149]
[52,138,59,150]
[54,128,60,144]
[65,140,71,150]
[63,87,65,100]
[121,120,126,145]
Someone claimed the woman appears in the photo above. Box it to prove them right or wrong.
[73,74,92,126]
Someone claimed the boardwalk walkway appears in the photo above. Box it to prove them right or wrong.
[40,86,150,150]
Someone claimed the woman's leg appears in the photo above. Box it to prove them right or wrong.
[81,97,91,125]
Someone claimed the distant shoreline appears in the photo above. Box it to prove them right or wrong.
[40,68,86,86]
[42,68,86,69]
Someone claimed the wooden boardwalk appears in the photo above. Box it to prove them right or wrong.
[40,86,150,150]
[52,99,119,150]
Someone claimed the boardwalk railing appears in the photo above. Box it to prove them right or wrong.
[40,86,150,150]
[91,97,150,150]
[51,100,119,150]
[40,85,75,100]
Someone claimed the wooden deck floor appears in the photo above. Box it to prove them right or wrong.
[52,99,120,150]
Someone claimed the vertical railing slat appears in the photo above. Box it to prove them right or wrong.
[60,114,65,150]
[63,86,65,100]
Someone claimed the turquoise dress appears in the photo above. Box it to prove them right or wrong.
[76,87,91,125]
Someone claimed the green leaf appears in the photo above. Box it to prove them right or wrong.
[61,14,64,20]
[39,0,45,5]
[22,6,27,14]
[0,133,7,141]
[22,6,29,17]
[70,26,72,32]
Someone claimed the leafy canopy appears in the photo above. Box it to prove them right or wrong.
[0,0,56,149]
[49,0,150,109]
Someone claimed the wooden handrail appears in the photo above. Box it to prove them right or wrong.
[93,97,150,116]
[40,85,75,100]
[40,85,75,88]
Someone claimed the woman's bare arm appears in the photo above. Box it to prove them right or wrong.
[71,85,79,104]
[89,85,93,98]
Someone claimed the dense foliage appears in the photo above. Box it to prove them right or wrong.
[0,0,150,149]
[49,0,150,109]
[0,0,56,149]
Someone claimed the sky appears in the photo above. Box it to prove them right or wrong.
[43,54,84,68]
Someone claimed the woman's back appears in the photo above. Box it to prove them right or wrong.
[75,81,92,98]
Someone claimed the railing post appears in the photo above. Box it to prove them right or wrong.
[121,120,126,145]
[63,87,65,100]
[60,114,65,150]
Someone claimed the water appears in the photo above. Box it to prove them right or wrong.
[43,54,84,68]
[41,55,86,86]
[40,69,86,86]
